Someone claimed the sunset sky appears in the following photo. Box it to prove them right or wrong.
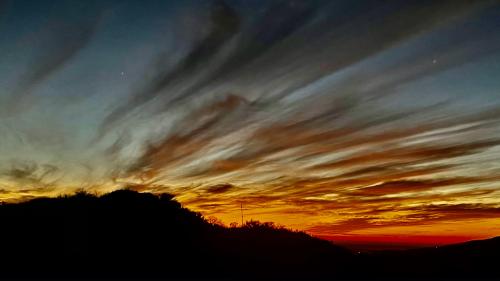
[1,0,500,246]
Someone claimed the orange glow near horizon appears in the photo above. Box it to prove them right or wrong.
[1,177,500,249]
[177,190,500,248]
[318,235,477,246]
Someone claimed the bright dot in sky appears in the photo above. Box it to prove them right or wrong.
[432,59,437,64]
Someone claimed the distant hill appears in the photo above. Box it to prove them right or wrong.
[358,236,500,279]
[0,189,497,280]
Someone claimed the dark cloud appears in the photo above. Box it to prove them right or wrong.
[307,203,500,234]
[308,218,377,235]
[104,131,131,157]
[348,176,500,196]
[2,162,58,186]
[100,0,241,133]
[99,0,489,134]
[121,183,171,193]
[205,183,235,194]
[311,140,500,171]
[4,7,102,115]
[0,188,11,194]
[407,203,500,218]
[126,94,248,180]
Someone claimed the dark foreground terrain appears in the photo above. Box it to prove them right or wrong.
[0,190,498,280]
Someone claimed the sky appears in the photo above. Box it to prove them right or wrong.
[1,0,500,246]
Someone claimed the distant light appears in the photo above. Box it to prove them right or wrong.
[432,59,437,64]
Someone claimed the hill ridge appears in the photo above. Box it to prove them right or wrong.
[0,189,497,280]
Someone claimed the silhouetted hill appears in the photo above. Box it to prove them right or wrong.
[0,190,498,280]
[0,190,350,279]
[353,236,500,280]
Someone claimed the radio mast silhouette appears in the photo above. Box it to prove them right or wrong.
[240,202,244,226]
